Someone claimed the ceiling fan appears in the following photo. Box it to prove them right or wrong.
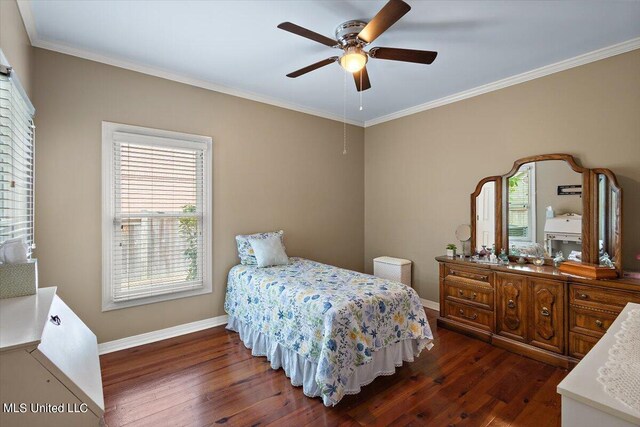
[278,0,437,92]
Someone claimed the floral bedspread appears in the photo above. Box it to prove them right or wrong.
[224,257,433,405]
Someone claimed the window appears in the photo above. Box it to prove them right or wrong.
[508,163,536,244]
[102,122,212,311]
[0,63,36,253]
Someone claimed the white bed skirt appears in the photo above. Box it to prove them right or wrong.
[226,315,430,406]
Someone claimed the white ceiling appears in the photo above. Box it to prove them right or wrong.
[20,0,640,126]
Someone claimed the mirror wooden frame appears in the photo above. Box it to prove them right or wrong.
[470,153,623,275]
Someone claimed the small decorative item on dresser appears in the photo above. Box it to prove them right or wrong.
[478,245,488,257]
[532,256,545,266]
[455,224,472,257]
[498,249,510,265]
[599,252,614,268]
[446,244,457,258]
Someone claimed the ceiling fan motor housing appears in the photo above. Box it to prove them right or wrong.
[335,20,368,48]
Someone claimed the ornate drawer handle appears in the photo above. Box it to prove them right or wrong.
[541,307,550,317]
[458,309,478,320]
[458,290,477,300]
[507,299,515,309]
[595,319,604,328]
[578,293,589,300]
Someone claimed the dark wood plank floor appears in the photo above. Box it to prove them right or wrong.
[100,309,568,427]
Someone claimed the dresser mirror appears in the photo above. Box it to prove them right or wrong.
[472,178,500,253]
[470,154,622,274]
[505,159,584,260]
[594,169,622,269]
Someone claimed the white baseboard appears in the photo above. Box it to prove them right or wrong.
[98,314,228,355]
[421,298,440,311]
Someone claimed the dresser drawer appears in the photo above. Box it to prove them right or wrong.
[570,284,640,311]
[569,305,617,338]
[444,279,494,310]
[444,300,493,332]
[444,264,492,288]
[568,332,599,359]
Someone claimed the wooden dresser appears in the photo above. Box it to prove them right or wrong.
[436,256,640,368]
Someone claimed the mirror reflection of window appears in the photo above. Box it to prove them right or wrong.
[508,164,536,245]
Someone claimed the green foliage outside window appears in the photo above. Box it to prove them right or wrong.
[179,204,198,280]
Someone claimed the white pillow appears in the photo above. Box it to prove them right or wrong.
[248,235,289,268]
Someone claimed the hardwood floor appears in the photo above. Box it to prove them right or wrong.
[100,309,568,426]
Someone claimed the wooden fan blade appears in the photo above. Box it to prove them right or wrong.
[286,57,339,78]
[353,67,371,92]
[358,0,411,44]
[278,22,338,47]
[369,47,438,64]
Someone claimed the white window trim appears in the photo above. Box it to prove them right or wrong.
[101,122,212,311]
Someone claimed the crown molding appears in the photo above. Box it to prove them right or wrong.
[16,1,37,45]
[32,40,365,127]
[16,0,640,129]
[364,37,640,127]
[15,1,363,127]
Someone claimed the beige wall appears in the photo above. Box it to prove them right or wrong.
[33,48,364,343]
[365,49,640,303]
[0,0,33,97]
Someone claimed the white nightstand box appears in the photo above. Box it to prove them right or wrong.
[373,256,412,287]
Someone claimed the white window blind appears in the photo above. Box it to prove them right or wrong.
[102,123,212,310]
[0,68,36,254]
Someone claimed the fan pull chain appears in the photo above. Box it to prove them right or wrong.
[359,71,363,111]
[343,70,347,155]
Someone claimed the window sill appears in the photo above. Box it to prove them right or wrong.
[102,284,212,312]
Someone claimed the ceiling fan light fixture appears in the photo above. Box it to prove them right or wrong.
[339,47,367,73]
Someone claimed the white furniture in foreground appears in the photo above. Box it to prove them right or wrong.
[373,256,412,287]
[0,287,104,426]
[557,302,640,427]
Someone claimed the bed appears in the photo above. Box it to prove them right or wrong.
[224,257,433,406]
